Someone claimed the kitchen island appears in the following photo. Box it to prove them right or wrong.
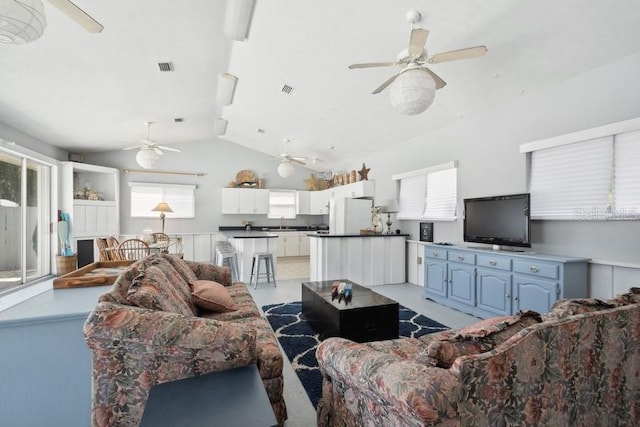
[309,233,408,286]
[220,231,278,283]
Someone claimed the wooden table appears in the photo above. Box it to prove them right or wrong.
[301,279,399,343]
[53,260,134,289]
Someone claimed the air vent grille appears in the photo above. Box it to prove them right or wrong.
[158,62,174,72]
[281,84,295,95]
[257,128,265,134]
[174,117,184,123]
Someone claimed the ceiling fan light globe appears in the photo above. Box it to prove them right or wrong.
[277,160,295,178]
[0,0,46,45]
[389,68,436,115]
[136,148,160,169]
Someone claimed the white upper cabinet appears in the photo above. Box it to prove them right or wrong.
[222,188,269,214]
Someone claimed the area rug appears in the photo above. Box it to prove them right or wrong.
[262,301,449,409]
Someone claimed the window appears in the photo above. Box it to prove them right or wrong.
[268,190,296,219]
[129,182,196,218]
[392,161,458,221]
[524,124,640,220]
[0,148,52,295]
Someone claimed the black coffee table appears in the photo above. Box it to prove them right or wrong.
[301,279,399,343]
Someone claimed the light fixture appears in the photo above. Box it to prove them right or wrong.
[389,68,436,115]
[152,202,173,234]
[213,117,228,136]
[217,72,238,106]
[136,148,160,169]
[381,199,400,234]
[277,160,295,178]
[223,0,255,41]
[0,0,46,45]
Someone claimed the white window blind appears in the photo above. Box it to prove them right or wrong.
[424,168,457,220]
[614,130,640,217]
[396,174,426,220]
[129,182,196,218]
[393,162,457,221]
[530,136,613,219]
[268,190,297,219]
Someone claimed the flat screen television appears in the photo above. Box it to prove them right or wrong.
[463,193,531,249]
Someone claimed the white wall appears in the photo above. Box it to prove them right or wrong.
[84,137,325,234]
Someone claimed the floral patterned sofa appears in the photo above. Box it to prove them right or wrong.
[83,253,287,426]
[316,288,640,426]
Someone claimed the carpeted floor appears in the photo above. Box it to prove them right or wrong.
[262,301,449,408]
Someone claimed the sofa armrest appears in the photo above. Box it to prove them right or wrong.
[317,337,461,425]
[84,302,256,366]
[184,260,233,286]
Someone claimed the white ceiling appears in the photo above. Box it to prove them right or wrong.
[1,0,640,172]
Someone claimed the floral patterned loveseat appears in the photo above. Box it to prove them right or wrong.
[83,253,287,426]
[316,288,640,426]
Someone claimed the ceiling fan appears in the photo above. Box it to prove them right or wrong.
[123,122,181,169]
[47,0,104,33]
[277,139,306,178]
[279,139,306,165]
[348,10,487,114]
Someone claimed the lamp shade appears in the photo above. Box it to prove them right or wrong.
[136,148,160,169]
[277,160,295,178]
[213,117,228,136]
[389,68,436,115]
[217,72,238,106]
[152,202,173,213]
[223,0,255,41]
[0,0,46,44]
[381,199,399,213]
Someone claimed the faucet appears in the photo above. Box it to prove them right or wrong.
[280,217,286,229]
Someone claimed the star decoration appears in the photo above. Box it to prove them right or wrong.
[358,163,371,181]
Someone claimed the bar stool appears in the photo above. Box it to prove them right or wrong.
[214,243,240,283]
[249,252,276,289]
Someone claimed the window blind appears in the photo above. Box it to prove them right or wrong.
[396,174,426,220]
[268,190,296,219]
[423,168,457,220]
[614,130,640,218]
[129,182,196,218]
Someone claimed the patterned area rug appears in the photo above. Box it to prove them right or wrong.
[262,301,449,409]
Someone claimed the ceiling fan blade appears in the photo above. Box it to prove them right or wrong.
[408,28,429,57]
[423,67,447,89]
[158,145,181,153]
[122,145,139,151]
[372,72,401,94]
[291,158,305,165]
[47,0,104,33]
[154,148,164,155]
[349,61,398,69]
[428,45,487,64]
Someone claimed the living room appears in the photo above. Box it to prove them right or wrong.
[1,1,639,426]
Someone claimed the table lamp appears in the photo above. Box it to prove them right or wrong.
[381,199,399,234]
[152,202,173,234]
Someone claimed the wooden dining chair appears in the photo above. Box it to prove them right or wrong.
[152,232,171,253]
[107,235,120,248]
[95,237,112,261]
[116,238,151,261]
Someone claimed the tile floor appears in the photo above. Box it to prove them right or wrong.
[250,257,480,427]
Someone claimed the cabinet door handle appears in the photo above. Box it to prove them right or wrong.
[506,294,510,298]
[458,255,465,261]
[433,251,438,257]
[489,259,497,266]
[514,296,519,301]
[529,265,539,273]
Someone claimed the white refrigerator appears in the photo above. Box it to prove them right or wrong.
[329,198,373,234]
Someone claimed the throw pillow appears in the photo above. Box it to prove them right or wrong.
[126,265,194,316]
[191,280,237,313]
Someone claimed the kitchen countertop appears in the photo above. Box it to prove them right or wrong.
[309,233,410,238]
[221,231,279,239]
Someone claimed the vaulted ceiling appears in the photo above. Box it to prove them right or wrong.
[1,0,639,172]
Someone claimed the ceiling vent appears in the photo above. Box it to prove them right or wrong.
[174,117,184,123]
[257,128,265,134]
[158,62,174,72]
[281,84,295,95]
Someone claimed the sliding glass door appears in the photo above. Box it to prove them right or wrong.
[0,151,51,294]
